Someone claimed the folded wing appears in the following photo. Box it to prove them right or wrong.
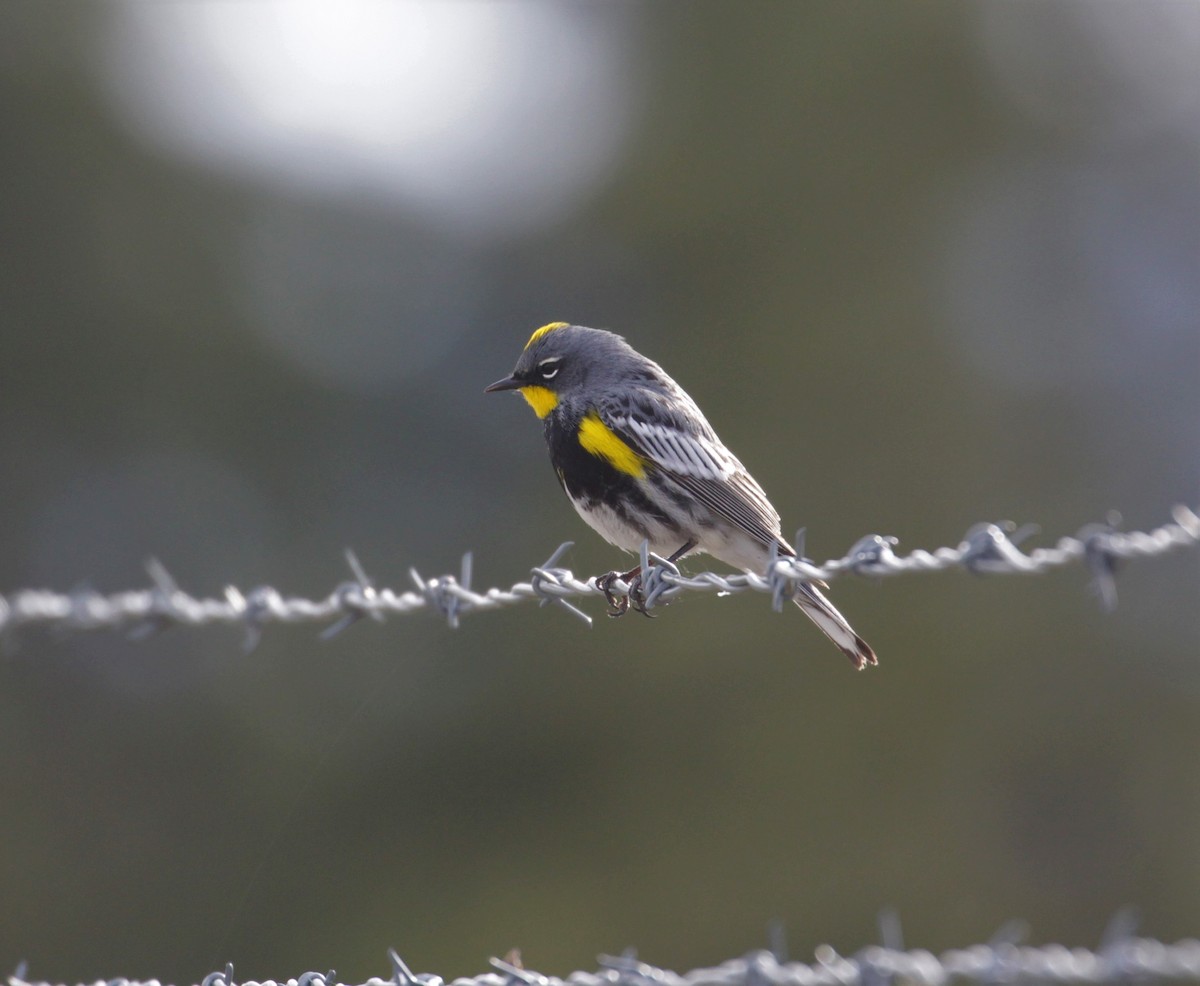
[602,394,785,553]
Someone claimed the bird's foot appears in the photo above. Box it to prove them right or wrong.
[595,567,649,618]
[626,571,654,618]
[595,571,629,616]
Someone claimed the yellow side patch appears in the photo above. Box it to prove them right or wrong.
[524,321,569,350]
[519,385,558,419]
[578,412,646,477]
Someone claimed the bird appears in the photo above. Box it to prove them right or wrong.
[485,322,877,669]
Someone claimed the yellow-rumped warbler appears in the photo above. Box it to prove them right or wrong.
[486,322,877,669]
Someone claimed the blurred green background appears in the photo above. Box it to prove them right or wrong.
[2,1,1198,983]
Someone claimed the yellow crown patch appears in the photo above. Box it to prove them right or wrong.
[524,321,569,350]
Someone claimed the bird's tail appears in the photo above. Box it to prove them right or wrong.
[793,580,877,670]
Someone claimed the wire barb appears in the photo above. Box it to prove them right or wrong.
[200,962,235,986]
[0,506,1196,642]
[489,956,546,986]
[529,542,593,626]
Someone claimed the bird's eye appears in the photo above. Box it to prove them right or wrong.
[537,358,561,380]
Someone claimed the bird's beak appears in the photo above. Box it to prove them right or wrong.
[484,374,523,393]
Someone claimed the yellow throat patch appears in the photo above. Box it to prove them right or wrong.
[525,321,569,349]
[518,385,558,419]
[578,412,646,477]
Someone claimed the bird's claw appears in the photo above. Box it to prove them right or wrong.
[627,573,654,617]
[595,571,629,617]
[595,570,654,618]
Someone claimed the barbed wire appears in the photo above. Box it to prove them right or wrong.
[10,915,1200,986]
[0,505,1195,647]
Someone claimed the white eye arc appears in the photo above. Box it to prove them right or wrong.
[537,358,561,380]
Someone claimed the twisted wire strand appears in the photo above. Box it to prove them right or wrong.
[10,929,1200,986]
[0,505,1196,644]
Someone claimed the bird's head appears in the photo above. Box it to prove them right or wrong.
[485,322,639,418]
